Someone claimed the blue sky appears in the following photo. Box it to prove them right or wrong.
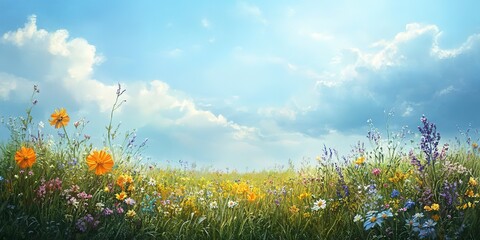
[1,1,480,170]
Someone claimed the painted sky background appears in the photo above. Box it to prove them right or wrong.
[1,1,480,170]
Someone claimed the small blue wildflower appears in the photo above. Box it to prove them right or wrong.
[0,176,4,181]
[363,211,384,230]
[404,199,415,209]
[405,218,420,230]
[418,219,437,239]
[378,209,393,220]
[391,189,400,198]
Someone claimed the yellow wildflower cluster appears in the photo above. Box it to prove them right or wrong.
[181,197,198,214]
[289,205,299,214]
[459,201,477,210]
[388,170,411,183]
[298,192,311,200]
[116,174,134,191]
[424,203,440,211]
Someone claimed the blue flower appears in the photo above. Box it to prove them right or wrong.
[378,209,393,220]
[391,189,400,198]
[404,199,415,209]
[363,211,384,230]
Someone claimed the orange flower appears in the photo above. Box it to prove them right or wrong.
[15,146,36,168]
[247,191,257,202]
[116,175,126,189]
[49,108,70,128]
[86,150,114,175]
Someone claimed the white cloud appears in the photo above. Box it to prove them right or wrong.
[0,73,31,100]
[436,85,456,96]
[237,2,268,25]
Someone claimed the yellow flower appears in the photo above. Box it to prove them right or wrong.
[15,146,36,169]
[247,191,257,202]
[354,156,365,165]
[125,175,134,184]
[49,108,70,128]
[104,187,110,193]
[298,192,311,200]
[126,209,136,218]
[86,150,114,175]
[473,142,478,149]
[469,177,477,187]
[424,205,432,211]
[431,203,440,211]
[303,212,311,218]
[116,191,127,201]
[127,184,135,192]
[466,189,474,198]
[432,214,440,221]
[289,205,299,214]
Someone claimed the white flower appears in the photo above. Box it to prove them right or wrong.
[96,202,105,211]
[209,201,218,209]
[124,197,136,206]
[147,178,156,186]
[353,214,363,222]
[227,200,238,208]
[68,197,79,208]
[312,199,326,211]
[413,212,424,219]
[38,121,44,129]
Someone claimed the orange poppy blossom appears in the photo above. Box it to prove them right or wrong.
[86,150,114,175]
[49,108,70,128]
[15,146,36,168]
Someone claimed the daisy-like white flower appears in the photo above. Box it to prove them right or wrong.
[227,200,237,208]
[413,212,424,219]
[210,201,218,209]
[311,199,326,211]
[353,214,363,222]
[147,178,156,186]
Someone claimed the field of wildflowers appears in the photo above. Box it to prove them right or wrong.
[1,85,480,239]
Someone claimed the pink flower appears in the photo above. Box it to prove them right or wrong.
[117,207,124,214]
[372,168,381,176]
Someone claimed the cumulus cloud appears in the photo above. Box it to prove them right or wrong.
[266,23,480,137]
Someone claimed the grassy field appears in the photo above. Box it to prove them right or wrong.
[1,86,480,239]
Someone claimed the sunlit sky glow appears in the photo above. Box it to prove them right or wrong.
[1,1,480,170]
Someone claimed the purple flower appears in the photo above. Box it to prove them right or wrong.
[335,164,349,198]
[103,207,114,216]
[418,115,441,167]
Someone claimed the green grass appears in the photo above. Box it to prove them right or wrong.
[1,86,480,239]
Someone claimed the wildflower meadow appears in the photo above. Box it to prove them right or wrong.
[2,85,480,239]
